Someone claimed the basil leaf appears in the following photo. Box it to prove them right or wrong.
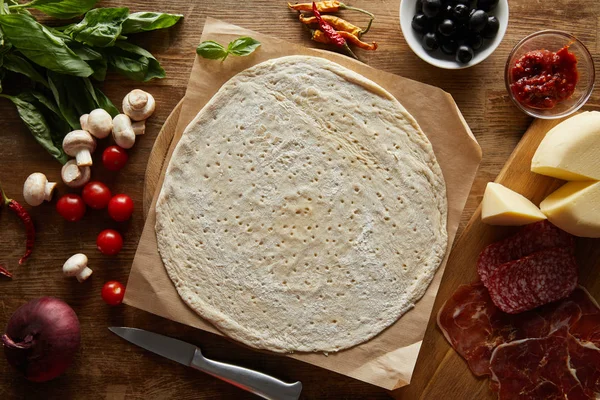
[196,41,228,60]
[88,58,107,81]
[0,93,68,164]
[122,12,183,34]
[64,7,129,48]
[21,90,72,152]
[0,14,93,77]
[21,0,99,19]
[227,37,261,56]
[47,71,83,129]
[94,87,119,117]
[3,53,49,88]
[105,41,165,82]
[70,44,103,61]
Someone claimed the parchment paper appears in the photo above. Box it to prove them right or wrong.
[124,18,482,390]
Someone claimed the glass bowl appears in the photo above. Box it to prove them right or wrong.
[505,30,595,119]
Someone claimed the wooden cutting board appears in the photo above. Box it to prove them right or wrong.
[394,114,600,399]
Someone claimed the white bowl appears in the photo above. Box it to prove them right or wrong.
[399,0,509,69]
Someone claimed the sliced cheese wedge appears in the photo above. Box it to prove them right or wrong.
[540,181,600,238]
[531,111,600,181]
[481,182,547,226]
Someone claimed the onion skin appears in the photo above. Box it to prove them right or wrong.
[2,297,80,382]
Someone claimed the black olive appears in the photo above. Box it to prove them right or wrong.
[482,15,500,38]
[422,32,440,51]
[443,4,453,17]
[449,0,471,5]
[452,4,470,23]
[477,0,499,11]
[416,0,423,12]
[422,0,443,18]
[438,19,456,36]
[468,9,488,32]
[456,45,474,63]
[411,13,430,34]
[441,39,459,55]
[454,24,470,40]
[466,33,484,50]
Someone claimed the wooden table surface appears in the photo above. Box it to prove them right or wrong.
[0,1,598,399]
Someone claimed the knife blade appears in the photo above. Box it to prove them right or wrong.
[109,327,302,400]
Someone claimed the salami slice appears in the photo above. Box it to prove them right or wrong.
[489,327,591,400]
[477,220,574,285]
[437,283,598,377]
[485,247,578,314]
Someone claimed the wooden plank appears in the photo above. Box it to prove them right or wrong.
[1,0,599,398]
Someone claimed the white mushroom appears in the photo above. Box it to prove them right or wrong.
[85,109,113,139]
[61,160,91,188]
[63,253,92,283]
[80,114,89,131]
[112,114,137,149]
[62,130,96,167]
[23,173,57,206]
[122,89,155,121]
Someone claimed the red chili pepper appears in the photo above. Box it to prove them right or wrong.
[311,2,358,59]
[0,265,13,279]
[0,183,35,265]
[312,2,345,47]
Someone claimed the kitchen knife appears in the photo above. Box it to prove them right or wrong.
[109,327,302,400]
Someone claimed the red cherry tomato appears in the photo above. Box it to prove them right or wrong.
[102,146,128,172]
[108,194,134,222]
[96,229,123,255]
[82,181,112,210]
[56,194,86,222]
[101,281,125,306]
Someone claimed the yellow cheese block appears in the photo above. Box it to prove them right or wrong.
[481,182,547,226]
[540,181,600,238]
[531,111,600,181]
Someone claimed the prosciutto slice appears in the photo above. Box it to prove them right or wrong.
[438,284,599,377]
[489,327,590,400]
[477,220,574,285]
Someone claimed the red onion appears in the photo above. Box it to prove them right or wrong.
[2,297,80,382]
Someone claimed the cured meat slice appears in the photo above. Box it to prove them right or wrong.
[437,284,596,377]
[437,282,508,376]
[477,220,574,285]
[489,327,590,400]
[572,314,600,345]
[567,334,600,398]
[485,247,578,314]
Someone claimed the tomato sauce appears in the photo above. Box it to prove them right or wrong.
[510,46,579,109]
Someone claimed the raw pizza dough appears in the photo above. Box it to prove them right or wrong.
[156,56,448,353]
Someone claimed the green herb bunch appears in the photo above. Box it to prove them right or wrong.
[0,0,182,163]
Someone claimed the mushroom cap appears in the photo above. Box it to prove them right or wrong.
[23,172,48,206]
[62,130,96,157]
[63,253,88,276]
[87,109,113,139]
[61,160,91,188]
[123,89,155,121]
[80,114,89,131]
[112,114,136,149]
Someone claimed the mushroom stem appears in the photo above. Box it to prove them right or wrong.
[75,267,93,283]
[44,182,57,202]
[75,150,92,167]
[132,120,145,136]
